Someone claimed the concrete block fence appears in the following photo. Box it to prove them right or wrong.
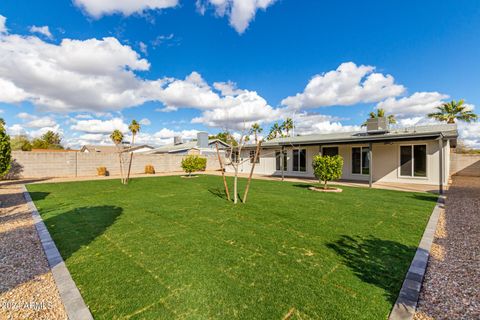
[11,151,221,178]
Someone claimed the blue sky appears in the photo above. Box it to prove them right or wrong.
[0,0,479,147]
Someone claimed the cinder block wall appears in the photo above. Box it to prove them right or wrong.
[450,152,480,177]
[11,151,221,178]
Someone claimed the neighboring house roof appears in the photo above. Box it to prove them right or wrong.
[146,139,229,154]
[251,124,458,148]
[80,144,153,153]
[30,149,79,152]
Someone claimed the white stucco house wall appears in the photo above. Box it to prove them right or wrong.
[227,122,457,193]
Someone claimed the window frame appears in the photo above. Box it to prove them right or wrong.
[398,144,428,179]
[351,146,370,176]
[249,150,260,164]
[321,146,339,157]
[275,150,288,171]
[292,148,307,172]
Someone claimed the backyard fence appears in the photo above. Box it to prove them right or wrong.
[450,152,480,177]
[9,151,222,179]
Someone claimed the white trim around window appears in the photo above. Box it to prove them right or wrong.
[398,144,428,179]
[351,146,370,176]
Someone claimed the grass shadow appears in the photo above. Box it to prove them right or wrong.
[411,194,439,203]
[208,187,228,200]
[327,235,416,304]
[43,205,123,261]
[292,183,316,189]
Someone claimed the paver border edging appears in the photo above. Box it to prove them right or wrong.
[22,185,94,320]
[389,195,445,320]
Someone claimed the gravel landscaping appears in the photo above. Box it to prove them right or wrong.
[415,176,480,319]
[0,181,67,320]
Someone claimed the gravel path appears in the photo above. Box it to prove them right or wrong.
[415,176,480,319]
[0,181,67,320]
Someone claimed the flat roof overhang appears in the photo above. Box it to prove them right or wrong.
[254,132,457,149]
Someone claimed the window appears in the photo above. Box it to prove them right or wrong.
[352,147,370,175]
[400,145,427,177]
[322,147,339,157]
[249,150,260,163]
[275,151,287,171]
[293,149,306,172]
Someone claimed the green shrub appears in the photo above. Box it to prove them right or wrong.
[312,155,343,189]
[0,126,11,178]
[181,155,207,176]
[145,165,155,174]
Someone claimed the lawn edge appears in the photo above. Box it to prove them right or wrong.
[388,195,445,320]
[22,185,94,320]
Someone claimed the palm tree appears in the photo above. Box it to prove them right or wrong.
[110,130,125,184]
[250,123,263,144]
[267,122,282,140]
[0,118,5,129]
[428,99,478,124]
[362,108,397,127]
[282,118,294,137]
[126,120,141,183]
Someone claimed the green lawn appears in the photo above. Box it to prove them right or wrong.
[27,175,437,319]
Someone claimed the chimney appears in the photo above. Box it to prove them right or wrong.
[196,132,209,148]
[366,117,388,134]
[174,136,182,145]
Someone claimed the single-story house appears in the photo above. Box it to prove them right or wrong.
[80,144,154,153]
[146,132,229,156]
[229,119,458,193]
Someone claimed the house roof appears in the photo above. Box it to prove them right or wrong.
[146,139,228,154]
[255,124,458,148]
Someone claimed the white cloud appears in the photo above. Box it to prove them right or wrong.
[139,41,148,55]
[71,117,129,134]
[73,0,179,18]
[0,15,7,34]
[29,25,53,39]
[139,118,151,126]
[292,112,362,135]
[15,112,58,129]
[0,78,30,103]
[281,62,405,109]
[25,116,57,128]
[376,92,449,118]
[6,124,26,136]
[0,31,152,112]
[6,123,62,138]
[213,81,244,96]
[458,122,480,148]
[197,0,277,33]
[191,90,278,129]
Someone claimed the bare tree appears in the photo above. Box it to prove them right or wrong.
[243,139,262,203]
[215,141,230,201]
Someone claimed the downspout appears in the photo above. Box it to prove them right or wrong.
[438,134,444,195]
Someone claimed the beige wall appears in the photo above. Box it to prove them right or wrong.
[230,139,451,186]
[10,151,221,178]
[450,152,480,176]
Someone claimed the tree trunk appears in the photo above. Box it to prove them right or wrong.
[243,141,262,203]
[233,168,238,204]
[324,180,327,190]
[118,152,125,184]
[216,142,230,201]
[126,135,135,183]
